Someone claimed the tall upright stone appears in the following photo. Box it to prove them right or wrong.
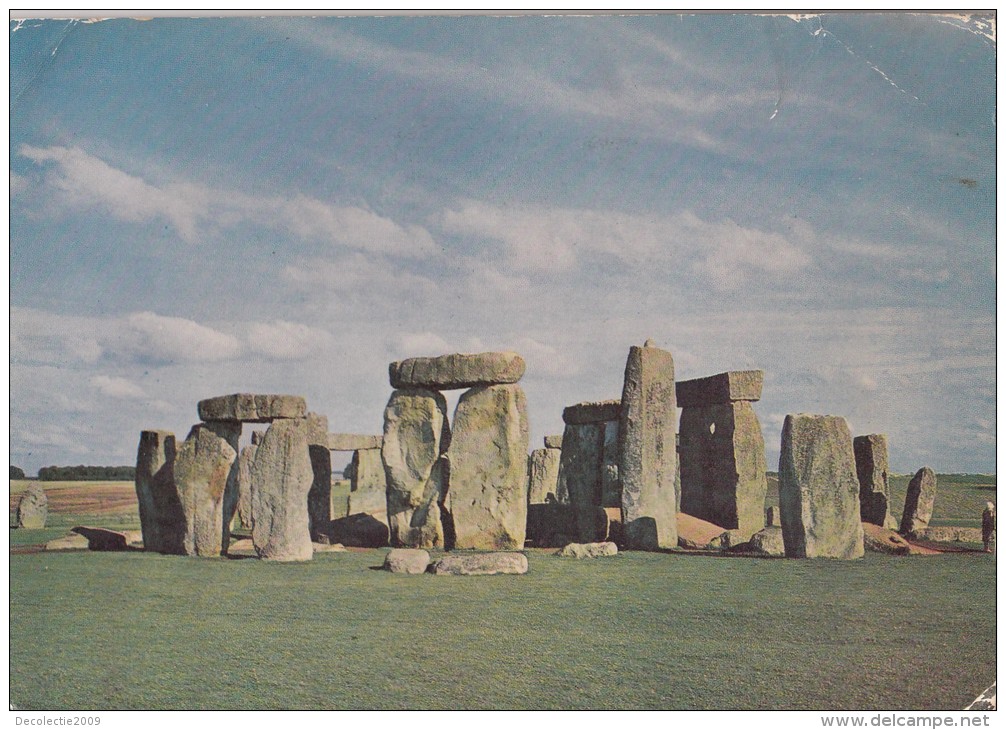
[444,384,530,550]
[235,443,257,530]
[174,421,241,557]
[382,388,450,549]
[251,418,314,561]
[853,434,891,527]
[900,466,938,537]
[600,420,621,508]
[778,414,864,559]
[15,483,47,529]
[350,448,385,492]
[135,429,183,552]
[619,342,678,550]
[305,413,332,541]
[527,447,562,504]
[557,421,604,540]
[678,371,767,539]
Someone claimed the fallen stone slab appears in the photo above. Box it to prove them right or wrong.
[71,526,128,551]
[430,552,529,576]
[779,414,864,559]
[900,467,938,537]
[390,351,526,390]
[676,370,763,408]
[44,534,90,551]
[16,484,47,529]
[562,399,621,425]
[557,542,618,558]
[197,393,307,423]
[862,523,911,555]
[677,512,731,550]
[328,512,390,548]
[313,542,347,553]
[744,526,786,556]
[619,342,678,550]
[915,526,983,543]
[445,384,529,550]
[328,433,383,451]
[383,548,431,574]
[543,434,563,449]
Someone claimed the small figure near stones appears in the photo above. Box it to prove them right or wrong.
[982,502,996,554]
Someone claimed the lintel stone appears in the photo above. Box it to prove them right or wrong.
[328,433,383,451]
[676,371,763,408]
[562,400,621,425]
[197,393,307,423]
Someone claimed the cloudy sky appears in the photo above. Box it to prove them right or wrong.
[9,13,996,476]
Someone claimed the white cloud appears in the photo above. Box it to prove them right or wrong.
[120,311,244,363]
[245,320,333,360]
[18,144,438,257]
[90,374,146,399]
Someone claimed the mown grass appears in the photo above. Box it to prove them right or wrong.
[9,547,995,711]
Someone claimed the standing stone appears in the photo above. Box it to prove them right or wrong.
[444,384,530,550]
[900,466,938,537]
[235,443,257,530]
[251,418,314,561]
[305,413,332,542]
[600,420,621,508]
[527,447,561,504]
[544,434,564,449]
[135,430,182,551]
[619,342,678,550]
[556,422,603,541]
[854,434,891,526]
[679,400,767,539]
[174,422,241,557]
[982,502,996,553]
[778,414,864,559]
[351,448,385,492]
[15,483,47,529]
[389,351,525,390]
[382,388,450,549]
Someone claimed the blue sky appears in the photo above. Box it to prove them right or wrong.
[9,13,996,476]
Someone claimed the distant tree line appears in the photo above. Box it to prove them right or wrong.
[10,466,25,479]
[37,465,135,481]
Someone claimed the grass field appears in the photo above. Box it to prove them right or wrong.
[9,547,995,710]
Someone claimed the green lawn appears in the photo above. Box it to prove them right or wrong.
[9,547,995,710]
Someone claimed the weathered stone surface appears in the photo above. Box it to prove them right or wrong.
[862,523,911,555]
[556,422,603,541]
[383,548,431,574]
[677,512,731,550]
[676,370,763,408]
[765,506,779,527]
[250,430,265,445]
[328,433,383,451]
[15,483,47,529]
[348,488,387,517]
[389,351,525,390]
[313,542,346,553]
[444,384,529,550]
[854,434,891,526]
[778,414,864,559]
[527,448,561,504]
[135,430,176,548]
[900,467,937,537]
[305,413,332,542]
[351,448,385,492]
[746,526,785,556]
[430,552,528,576]
[328,512,390,547]
[558,541,618,558]
[915,525,983,543]
[44,533,89,551]
[71,526,128,551]
[197,393,307,423]
[251,419,314,561]
[544,434,564,449]
[229,538,255,552]
[619,343,678,550]
[600,421,621,508]
[124,530,144,547]
[679,401,767,539]
[235,444,257,530]
[563,400,621,425]
[598,506,624,545]
[982,503,995,553]
[525,503,578,548]
[382,388,449,549]
[174,422,240,557]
